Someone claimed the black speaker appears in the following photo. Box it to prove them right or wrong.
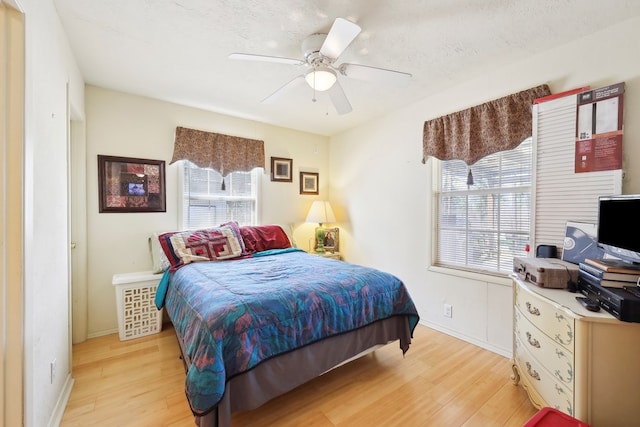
[536,244,557,258]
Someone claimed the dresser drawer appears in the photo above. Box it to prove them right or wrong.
[514,281,575,352]
[514,336,575,417]
[514,307,574,390]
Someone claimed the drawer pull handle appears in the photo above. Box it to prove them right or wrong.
[526,302,540,316]
[526,362,540,381]
[526,332,540,348]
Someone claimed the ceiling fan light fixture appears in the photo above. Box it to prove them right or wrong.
[305,67,337,91]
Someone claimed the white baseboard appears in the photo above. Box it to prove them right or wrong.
[87,327,118,339]
[418,320,512,359]
[47,373,74,427]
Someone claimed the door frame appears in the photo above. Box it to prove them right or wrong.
[0,2,25,425]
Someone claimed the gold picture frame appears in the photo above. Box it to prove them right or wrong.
[315,227,339,253]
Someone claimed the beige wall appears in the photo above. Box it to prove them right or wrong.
[84,16,640,352]
[84,86,330,337]
[330,16,640,356]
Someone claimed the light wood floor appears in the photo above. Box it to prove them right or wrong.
[61,324,537,426]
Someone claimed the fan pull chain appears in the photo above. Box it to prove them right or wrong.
[312,71,317,102]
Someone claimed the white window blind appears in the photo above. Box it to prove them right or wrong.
[181,161,259,229]
[532,94,622,252]
[436,138,532,274]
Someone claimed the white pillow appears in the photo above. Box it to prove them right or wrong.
[149,232,171,273]
[277,223,297,248]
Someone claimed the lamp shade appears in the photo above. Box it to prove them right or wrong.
[305,200,336,225]
[305,67,337,92]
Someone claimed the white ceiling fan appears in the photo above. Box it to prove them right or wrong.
[229,18,412,115]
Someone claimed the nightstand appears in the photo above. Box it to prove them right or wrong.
[311,252,341,260]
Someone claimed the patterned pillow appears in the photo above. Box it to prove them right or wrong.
[219,221,248,256]
[159,225,244,270]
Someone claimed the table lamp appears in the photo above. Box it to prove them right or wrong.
[305,200,336,253]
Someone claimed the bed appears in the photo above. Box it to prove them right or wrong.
[153,223,420,427]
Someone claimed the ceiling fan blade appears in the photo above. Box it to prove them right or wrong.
[320,18,362,60]
[261,75,306,104]
[229,53,304,66]
[327,81,352,115]
[340,63,412,86]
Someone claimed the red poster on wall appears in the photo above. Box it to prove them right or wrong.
[575,82,624,173]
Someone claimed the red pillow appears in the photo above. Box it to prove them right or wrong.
[239,225,292,254]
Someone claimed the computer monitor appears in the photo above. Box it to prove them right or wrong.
[597,194,640,265]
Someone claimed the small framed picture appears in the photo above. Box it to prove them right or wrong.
[270,157,293,182]
[98,155,166,213]
[300,172,319,195]
[315,227,339,253]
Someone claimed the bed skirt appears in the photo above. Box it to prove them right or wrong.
[190,315,413,427]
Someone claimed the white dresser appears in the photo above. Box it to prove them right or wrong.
[512,277,640,427]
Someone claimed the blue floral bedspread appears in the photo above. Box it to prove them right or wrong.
[161,249,419,415]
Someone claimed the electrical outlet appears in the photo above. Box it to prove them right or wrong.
[50,358,57,384]
[443,304,453,318]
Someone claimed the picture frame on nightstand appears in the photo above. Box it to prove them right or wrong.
[315,227,339,253]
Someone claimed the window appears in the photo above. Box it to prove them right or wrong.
[435,137,532,274]
[181,161,259,229]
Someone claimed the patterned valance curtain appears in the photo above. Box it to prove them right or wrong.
[170,126,265,177]
[422,84,551,166]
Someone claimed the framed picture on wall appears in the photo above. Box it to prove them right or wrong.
[270,157,293,182]
[299,172,319,195]
[98,155,166,213]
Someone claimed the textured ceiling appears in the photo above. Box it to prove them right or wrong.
[53,0,640,136]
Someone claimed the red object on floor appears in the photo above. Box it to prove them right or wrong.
[523,407,591,427]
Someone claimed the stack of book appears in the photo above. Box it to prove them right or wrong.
[579,258,640,292]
